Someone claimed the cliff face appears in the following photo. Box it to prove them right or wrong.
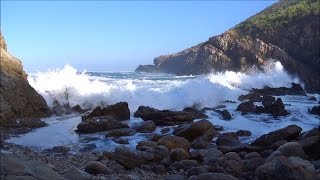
[136,0,320,92]
[0,32,51,127]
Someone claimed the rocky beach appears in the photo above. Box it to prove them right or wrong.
[1,0,320,180]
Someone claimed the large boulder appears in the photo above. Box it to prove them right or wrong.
[84,161,111,175]
[157,135,191,152]
[76,116,129,133]
[308,106,320,116]
[0,32,51,127]
[173,119,215,149]
[251,124,302,147]
[105,128,136,137]
[170,148,190,162]
[266,142,307,162]
[255,156,317,180]
[0,152,64,180]
[216,133,241,146]
[134,106,195,126]
[61,166,91,180]
[187,173,238,180]
[82,102,130,121]
[236,101,255,113]
[299,135,320,159]
[109,146,145,169]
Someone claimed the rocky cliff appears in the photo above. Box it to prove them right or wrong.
[136,0,320,92]
[0,32,51,127]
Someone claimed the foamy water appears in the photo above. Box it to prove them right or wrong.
[6,61,319,152]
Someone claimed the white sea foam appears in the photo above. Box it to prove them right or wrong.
[28,61,300,112]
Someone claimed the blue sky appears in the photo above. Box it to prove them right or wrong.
[1,1,277,72]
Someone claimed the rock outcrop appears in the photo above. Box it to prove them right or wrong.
[0,32,51,127]
[136,0,320,92]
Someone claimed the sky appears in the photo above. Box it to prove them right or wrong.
[1,1,277,72]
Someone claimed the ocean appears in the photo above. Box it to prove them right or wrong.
[6,61,319,152]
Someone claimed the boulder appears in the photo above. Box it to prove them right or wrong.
[84,161,111,175]
[244,157,265,171]
[111,146,145,169]
[61,166,91,180]
[218,144,262,154]
[299,135,320,159]
[105,128,136,137]
[188,165,211,176]
[183,107,208,119]
[244,152,261,160]
[263,98,289,117]
[170,148,190,162]
[217,152,244,177]
[136,141,157,150]
[251,124,302,147]
[133,120,156,133]
[134,106,195,126]
[216,133,241,146]
[165,174,186,180]
[236,130,251,137]
[169,160,199,171]
[236,101,255,113]
[255,156,317,180]
[301,128,319,139]
[158,135,191,152]
[266,142,307,162]
[82,102,130,121]
[76,116,129,133]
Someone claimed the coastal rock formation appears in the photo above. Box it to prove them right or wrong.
[136,0,320,92]
[0,32,50,127]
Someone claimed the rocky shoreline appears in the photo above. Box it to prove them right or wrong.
[1,84,319,180]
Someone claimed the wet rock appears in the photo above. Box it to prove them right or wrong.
[134,106,195,126]
[173,119,215,149]
[183,107,208,119]
[158,135,191,152]
[72,105,87,114]
[80,144,97,152]
[251,124,302,148]
[202,148,224,165]
[76,116,129,133]
[308,96,317,101]
[218,144,261,154]
[161,127,171,134]
[262,96,276,107]
[105,128,136,137]
[134,120,156,133]
[191,136,211,149]
[61,166,91,180]
[255,156,317,180]
[244,152,261,160]
[187,173,238,180]
[308,106,320,116]
[221,109,232,120]
[151,133,165,142]
[244,157,265,171]
[141,163,167,174]
[16,118,47,129]
[214,125,224,131]
[299,135,320,159]
[43,146,70,154]
[216,133,241,146]
[217,152,244,177]
[136,140,157,150]
[84,161,111,175]
[112,137,129,144]
[301,128,319,139]
[169,160,199,171]
[236,101,255,113]
[82,102,130,121]
[269,139,288,150]
[111,146,145,169]
[188,165,211,176]
[263,98,289,117]
[170,148,190,162]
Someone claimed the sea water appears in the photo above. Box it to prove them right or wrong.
[6,61,319,152]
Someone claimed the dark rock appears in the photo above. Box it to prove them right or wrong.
[261,149,274,158]
[112,137,129,144]
[151,133,165,142]
[43,146,70,154]
[236,101,255,113]
[299,135,320,159]
[61,166,91,180]
[244,157,265,171]
[221,109,232,120]
[84,161,111,175]
[301,128,319,139]
[170,148,190,162]
[134,120,156,133]
[218,144,262,154]
[188,165,211,176]
[264,98,289,117]
[135,65,158,73]
[134,106,195,126]
[308,96,317,101]
[191,136,211,149]
[141,163,167,174]
[111,146,145,169]
[72,105,87,113]
[16,118,47,129]
[76,116,129,133]
[80,144,97,152]
[165,174,186,180]
[244,152,261,160]
[214,125,224,131]
[187,173,238,180]
[173,119,215,148]
[136,140,157,150]
[183,107,208,119]
[158,135,191,152]
[308,106,320,116]
[82,102,130,121]
[216,133,241,146]
[251,124,302,147]
[262,96,276,107]
[169,160,199,171]
[217,152,244,177]
[161,127,171,134]
[255,156,317,180]
[269,139,288,150]
[236,130,252,137]
[105,128,136,137]
[202,148,224,165]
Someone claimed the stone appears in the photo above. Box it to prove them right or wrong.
[112,137,129,144]
[105,128,136,137]
[43,146,70,154]
[165,174,186,180]
[187,173,238,180]
[170,148,190,162]
[76,116,129,133]
[183,107,208,119]
[216,133,241,146]
[236,101,255,113]
[236,130,251,137]
[169,160,199,171]
[301,128,319,139]
[158,135,191,152]
[299,135,320,159]
[244,157,265,171]
[82,102,130,121]
[244,152,261,160]
[217,152,244,176]
[267,142,307,162]
[308,106,320,116]
[134,120,156,133]
[251,124,302,147]
[136,140,157,150]
[111,146,145,169]
[84,161,111,175]
[188,165,211,176]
